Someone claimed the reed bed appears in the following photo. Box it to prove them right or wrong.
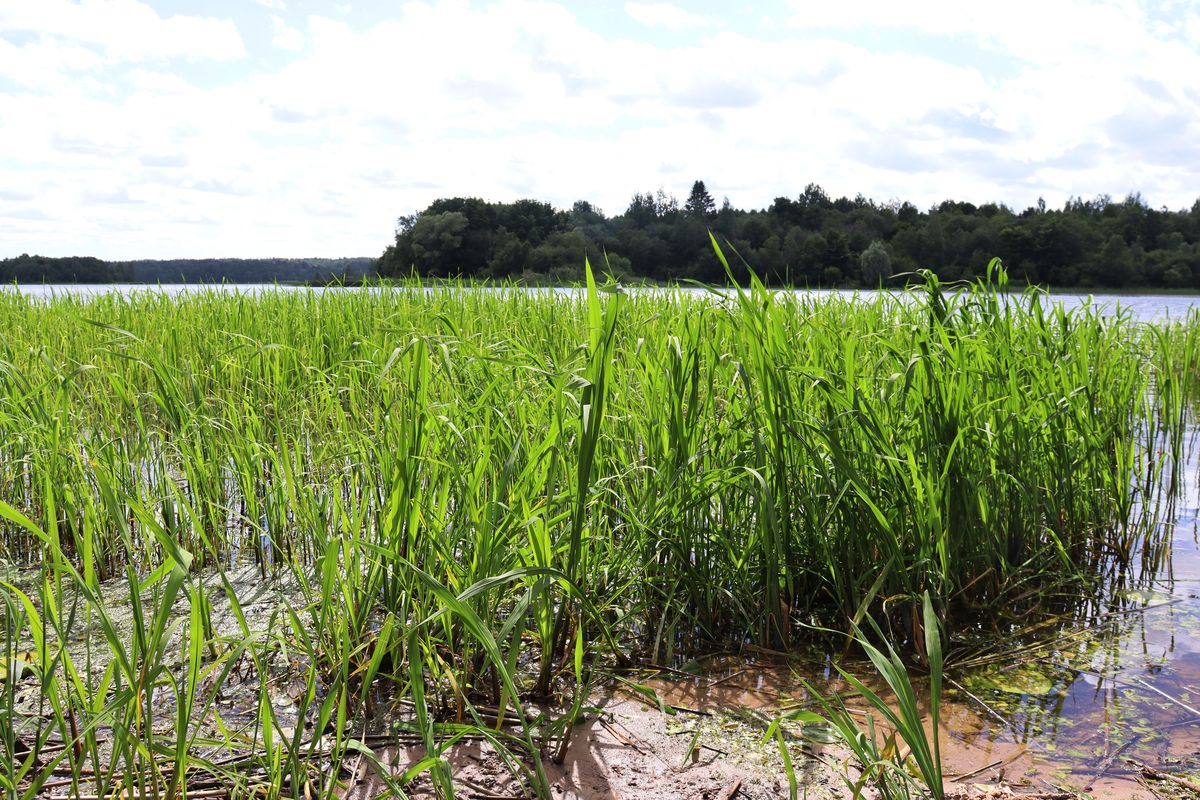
[0,263,1196,798]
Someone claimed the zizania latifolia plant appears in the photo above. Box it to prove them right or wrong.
[0,254,1196,797]
[768,592,945,800]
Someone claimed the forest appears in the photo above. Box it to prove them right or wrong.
[0,255,371,284]
[7,184,1200,289]
[377,182,1200,289]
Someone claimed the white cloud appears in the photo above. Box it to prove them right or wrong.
[625,2,718,30]
[784,0,1191,71]
[0,0,244,61]
[0,0,1198,259]
[0,36,103,91]
[271,15,305,50]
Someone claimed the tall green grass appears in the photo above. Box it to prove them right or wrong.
[0,261,1193,796]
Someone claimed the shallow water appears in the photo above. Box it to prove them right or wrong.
[4,283,1199,323]
[925,428,1200,793]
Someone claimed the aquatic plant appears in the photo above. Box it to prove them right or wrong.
[0,256,1191,796]
[772,592,944,800]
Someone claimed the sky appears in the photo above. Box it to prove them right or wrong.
[1,0,1199,260]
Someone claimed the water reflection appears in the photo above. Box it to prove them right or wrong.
[939,432,1200,786]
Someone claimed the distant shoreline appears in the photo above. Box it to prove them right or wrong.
[6,278,1200,298]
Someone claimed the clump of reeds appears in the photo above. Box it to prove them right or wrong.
[0,258,1191,796]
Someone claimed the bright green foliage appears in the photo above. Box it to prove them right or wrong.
[0,257,1195,795]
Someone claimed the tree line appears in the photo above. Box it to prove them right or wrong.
[376,182,1200,289]
[8,185,1200,289]
[0,256,372,284]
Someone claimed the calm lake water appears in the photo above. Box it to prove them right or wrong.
[3,283,1199,323]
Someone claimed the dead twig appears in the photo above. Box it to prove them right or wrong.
[1131,677,1200,718]
[950,759,1004,783]
[1129,759,1200,795]
[709,669,747,688]
[1087,733,1143,789]
[668,704,712,717]
[598,718,643,751]
[947,677,1012,729]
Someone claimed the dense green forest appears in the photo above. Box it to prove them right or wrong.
[377,182,1200,289]
[0,255,371,284]
[0,254,119,283]
[8,184,1200,289]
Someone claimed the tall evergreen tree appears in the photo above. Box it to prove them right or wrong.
[684,180,716,219]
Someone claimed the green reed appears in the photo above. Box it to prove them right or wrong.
[769,592,944,800]
[0,260,1192,797]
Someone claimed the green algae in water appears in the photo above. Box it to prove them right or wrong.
[962,663,1060,697]
[1116,588,1176,605]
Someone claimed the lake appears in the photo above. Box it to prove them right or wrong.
[4,282,1199,323]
